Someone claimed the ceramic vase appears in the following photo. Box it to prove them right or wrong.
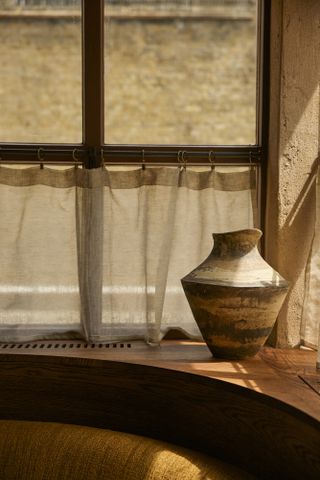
[181,229,289,359]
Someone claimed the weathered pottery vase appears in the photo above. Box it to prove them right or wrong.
[181,229,289,359]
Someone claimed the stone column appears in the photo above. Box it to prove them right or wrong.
[266,0,320,346]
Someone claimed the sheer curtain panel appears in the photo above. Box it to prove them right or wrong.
[0,166,82,341]
[0,164,257,344]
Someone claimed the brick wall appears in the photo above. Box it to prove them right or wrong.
[0,13,256,144]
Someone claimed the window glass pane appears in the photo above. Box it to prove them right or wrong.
[105,0,258,145]
[0,0,81,143]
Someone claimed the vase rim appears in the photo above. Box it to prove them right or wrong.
[212,228,262,237]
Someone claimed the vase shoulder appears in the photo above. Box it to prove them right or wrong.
[182,229,289,289]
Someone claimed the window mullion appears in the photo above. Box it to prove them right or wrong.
[82,0,104,168]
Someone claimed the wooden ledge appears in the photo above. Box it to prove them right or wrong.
[0,341,320,479]
[0,340,319,422]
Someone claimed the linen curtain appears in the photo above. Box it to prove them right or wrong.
[0,164,257,344]
[302,167,320,366]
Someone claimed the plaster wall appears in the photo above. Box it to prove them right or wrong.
[266,0,320,347]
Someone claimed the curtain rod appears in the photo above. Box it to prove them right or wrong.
[101,149,260,157]
[101,148,260,166]
[0,160,83,166]
[0,147,86,166]
[0,146,261,167]
[0,161,259,168]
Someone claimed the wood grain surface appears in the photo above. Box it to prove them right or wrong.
[0,341,319,479]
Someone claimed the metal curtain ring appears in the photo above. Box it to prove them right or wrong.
[37,148,44,169]
[209,151,215,170]
[181,151,187,169]
[142,149,146,170]
[72,149,78,162]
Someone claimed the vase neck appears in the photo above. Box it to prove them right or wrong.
[212,229,262,258]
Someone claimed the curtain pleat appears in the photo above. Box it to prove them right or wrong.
[0,164,256,344]
[76,169,104,342]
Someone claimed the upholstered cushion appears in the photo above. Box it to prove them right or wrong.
[0,420,256,479]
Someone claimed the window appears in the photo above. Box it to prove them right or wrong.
[0,0,270,244]
[104,0,259,145]
[0,1,82,143]
[0,0,269,165]
[0,0,269,343]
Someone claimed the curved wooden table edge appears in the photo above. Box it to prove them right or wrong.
[0,351,318,426]
[0,348,320,479]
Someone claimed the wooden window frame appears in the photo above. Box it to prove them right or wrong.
[0,0,270,233]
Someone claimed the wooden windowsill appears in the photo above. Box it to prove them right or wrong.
[1,339,319,422]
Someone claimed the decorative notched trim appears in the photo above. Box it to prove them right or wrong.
[0,341,132,351]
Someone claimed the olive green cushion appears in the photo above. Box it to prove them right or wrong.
[0,420,255,480]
